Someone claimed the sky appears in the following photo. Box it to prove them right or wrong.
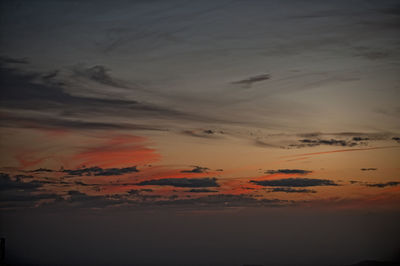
[0,0,400,265]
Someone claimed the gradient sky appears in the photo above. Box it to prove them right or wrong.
[1,0,400,265]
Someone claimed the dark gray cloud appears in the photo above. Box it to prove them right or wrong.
[0,112,165,131]
[360,168,377,171]
[0,56,29,64]
[13,174,34,180]
[182,130,220,138]
[366,181,400,188]
[72,65,124,88]
[152,194,287,208]
[352,137,370,141]
[254,139,280,148]
[250,178,338,187]
[0,191,61,208]
[0,172,62,209]
[180,166,209,173]
[268,187,316,193]
[30,168,54,172]
[0,65,223,131]
[203,129,215,135]
[55,192,287,209]
[265,169,312,175]
[62,166,139,176]
[185,188,219,193]
[0,173,43,191]
[74,181,91,187]
[136,177,219,187]
[232,74,271,87]
[286,132,394,149]
[294,138,358,147]
[65,190,124,208]
[292,133,400,149]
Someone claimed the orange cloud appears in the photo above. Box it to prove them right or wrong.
[72,134,161,168]
[16,150,51,169]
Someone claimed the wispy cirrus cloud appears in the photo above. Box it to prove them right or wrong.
[0,62,230,133]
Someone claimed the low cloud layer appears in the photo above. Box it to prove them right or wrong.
[136,177,219,188]
[232,73,271,87]
[251,178,338,187]
[366,181,400,188]
[268,187,316,193]
[265,169,312,175]
[63,166,139,176]
[290,138,359,148]
[180,166,209,173]
[185,188,219,193]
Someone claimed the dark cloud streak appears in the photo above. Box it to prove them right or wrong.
[265,169,312,175]
[136,177,219,188]
[251,178,338,187]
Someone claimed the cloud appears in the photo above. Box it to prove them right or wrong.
[72,65,124,88]
[0,56,29,64]
[250,178,338,187]
[62,166,139,176]
[136,177,219,187]
[297,132,390,140]
[265,169,312,175]
[0,172,62,209]
[352,137,370,141]
[65,190,124,208]
[268,187,316,193]
[74,181,91,187]
[283,146,398,159]
[0,65,223,131]
[185,188,219,193]
[254,139,280,148]
[182,130,220,138]
[0,173,43,191]
[180,166,209,173]
[285,132,391,149]
[13,174,34,180]
[0,113,166,131]
[0,191,61,205]
[292,138,358,148]
[360,168,377,171]
[151,194,288,208]
[366,181,400,188]
[232,74,271,87]
[30,168,54,172]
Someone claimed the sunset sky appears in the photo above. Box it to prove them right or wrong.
[1,0,400,265]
